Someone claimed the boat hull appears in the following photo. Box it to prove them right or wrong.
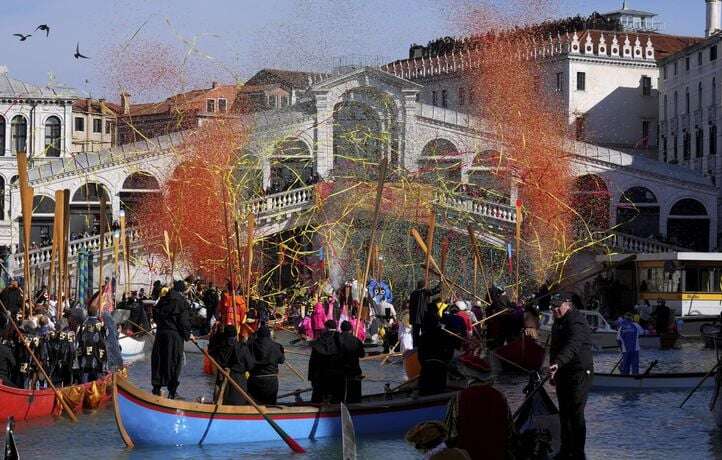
[0,374,113,421]
[591,372,713,391]
[114,376,449,446]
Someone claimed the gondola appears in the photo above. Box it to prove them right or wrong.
[494,336,546,372]
[0,373,113,422]
[119,334,152,358]
[591,371,715,391]
[112,374,458,447]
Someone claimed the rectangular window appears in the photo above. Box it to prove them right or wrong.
[458,87,465,106]
[663,65,668,80]
[683,132,691,160]
[696,129,704,157]
[218,98,227,112]
[576,72,586,91]
[686,57,690,71]
[575,116,585,141]
[642,121,650,147]
[441,89,448,108]
[699,52,703,66]
[206,99,215,112]
[674,62,678,75]
[74,117,84,132]
[267,95,275,108]
[92,119,102,133]
[556,72,563,92]
[432,90,437,107]
[105,121,111,134]
[642,76,652,96]
[711,125,718,155]
[712,45,718,61]
[662,136,668,162]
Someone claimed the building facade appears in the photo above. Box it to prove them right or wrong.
[71,98,120,153]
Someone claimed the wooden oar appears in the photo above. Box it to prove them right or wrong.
[283,361,305,382]
[0,300,78,422]
[679,361,719,408]
[340,402,357,460]
[381,341,400,366]
[609,355,624,375]
[511,373,551,422]
[277,388,313,400]
[127,320,305,453]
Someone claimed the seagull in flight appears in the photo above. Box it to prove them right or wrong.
[13,34,31,41]
[35,25,50,37]
[74,42,89,59]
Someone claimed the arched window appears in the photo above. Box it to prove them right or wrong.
[573,175,610,231]
[11,115,27,154]
[44,116,61,157]
[122,172,160,190]
[32,195,55,214]
[72,183,110,203]
[0,176,5,220]
[668,198,709,251]
[617,186,660,238]
[714,77,718,105]
[699,82,703,110]
[0,116,5,156]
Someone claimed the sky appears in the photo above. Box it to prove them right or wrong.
[0,0,708,102]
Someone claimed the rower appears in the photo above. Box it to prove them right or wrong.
[308,319,344,403]
[247,324,285,405]
[338,320,365,403]
[616,312,644,375]
[216,325,255,405]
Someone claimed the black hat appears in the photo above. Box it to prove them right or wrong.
[550,291,575,306]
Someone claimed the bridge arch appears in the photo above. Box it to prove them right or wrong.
[418,138,462,187]
[573,174,611,231]
[616,186,660,238]
[269,137,314,192]
[120,171,162,224]
[70,182,112,237]
[667,198,710,251]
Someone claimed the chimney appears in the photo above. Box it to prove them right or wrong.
[211,81,218,89]
[707,0,722,37]
[120,92,131,115]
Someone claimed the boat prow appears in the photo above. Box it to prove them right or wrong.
[592,371,714,391]
[112,374,456,447]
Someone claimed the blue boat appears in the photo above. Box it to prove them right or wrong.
[112,374,454,447]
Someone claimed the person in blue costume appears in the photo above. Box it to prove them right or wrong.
[616,312,645,375]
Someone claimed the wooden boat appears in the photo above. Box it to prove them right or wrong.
[119,334,151,358]
[112,374,455,447]
[539,310,664,350]
[591,371,714,391]
[0,374,113,422]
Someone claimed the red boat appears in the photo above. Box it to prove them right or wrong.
[494,336,546,372]
[0,374,114,422]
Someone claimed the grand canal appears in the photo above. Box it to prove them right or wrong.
[11,333,722,459]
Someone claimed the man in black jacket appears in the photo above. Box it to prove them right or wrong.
[0,281,23,321]
[408,281,441,348]
[548,292,594,460]
[151,280,192,399]
[338,320,365,403]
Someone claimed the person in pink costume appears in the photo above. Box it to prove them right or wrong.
[310,300,327,340]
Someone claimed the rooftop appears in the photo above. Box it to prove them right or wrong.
[0,66,81,99]
[602,1,656,18]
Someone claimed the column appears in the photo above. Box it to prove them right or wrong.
[400,89,420,171]
[314,91,334,178]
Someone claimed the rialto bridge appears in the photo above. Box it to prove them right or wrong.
[7,67,718,284]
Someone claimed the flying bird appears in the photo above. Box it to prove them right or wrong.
[12,34,31,41]
[74,42,89,59]
[35,25,50,36]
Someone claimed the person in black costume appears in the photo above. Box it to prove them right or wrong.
[338,320,365,403]
[202,282,219,334]
[418,306,453,396]
[308,319,344,403]
[548,292,594,460]
[247,324,285,405]
[0,331,17,387]
[0,280,23,321]
[213,325,255,405]
[408,281,441,348]
[151,280,192,399]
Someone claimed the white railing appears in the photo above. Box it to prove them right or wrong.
[13,228,142,271]
[416,103,473,129]
[434,192,516,224]
[239,186,315,219]
[609,232,686,254]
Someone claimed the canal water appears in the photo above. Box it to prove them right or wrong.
[11,332,722,459]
